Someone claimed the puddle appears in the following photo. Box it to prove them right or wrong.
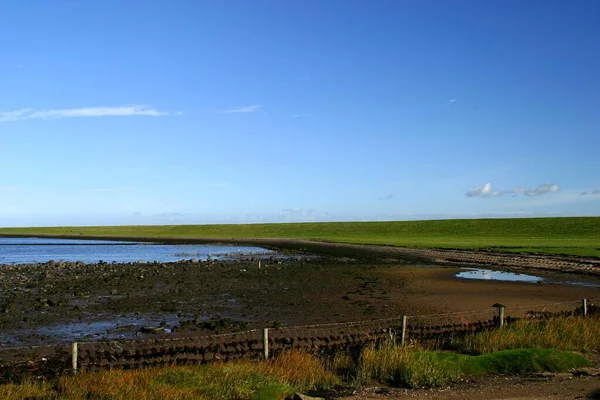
[456,268,600,288]
[457,268,542,283]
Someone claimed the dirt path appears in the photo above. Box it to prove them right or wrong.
[338,375,600,399]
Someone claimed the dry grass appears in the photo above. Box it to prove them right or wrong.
[256,351,338,390]
[458,316,600,354]
[0,351,337,400]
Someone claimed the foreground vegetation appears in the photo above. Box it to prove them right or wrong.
[2,316,598,399]
[457,314,600,354]
[0,352,337,400]
[1,217,599,257]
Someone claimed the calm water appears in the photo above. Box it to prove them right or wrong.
[456,268,542,283]
[456,268,600,288]
[0,237,273,264]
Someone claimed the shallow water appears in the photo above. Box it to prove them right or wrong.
[456,268,600,288]
[0,237,273,264]
[456,268,542,283]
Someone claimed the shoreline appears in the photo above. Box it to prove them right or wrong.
[2,233,599,276]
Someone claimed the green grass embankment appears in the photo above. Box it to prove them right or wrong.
[0,217,599,257]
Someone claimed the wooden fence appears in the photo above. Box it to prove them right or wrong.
[0,298,597,380]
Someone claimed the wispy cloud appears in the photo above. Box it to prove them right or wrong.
[377,194,394,201]
[467,183,560,198]
[448,99,457,104]
[218,105,262,114]
[0,105,180,122]
[513,183,560,196]
[581,190,600,196]
[466,183,502,198]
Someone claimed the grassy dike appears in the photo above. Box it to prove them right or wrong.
[0,216,599,257]
[1,316,598,399]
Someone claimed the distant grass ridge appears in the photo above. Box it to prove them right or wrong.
[0,216,599,257]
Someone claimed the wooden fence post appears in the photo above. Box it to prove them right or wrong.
[263,328,269,359]
[497,306,505,327]
[400,315,407,345]
[72,342,78,373]
[258,260,261,275]
[582,298,588,316]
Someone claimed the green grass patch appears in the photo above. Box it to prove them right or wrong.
[359,345,591,388]
[435,348,590,375]
[1,217,599,257]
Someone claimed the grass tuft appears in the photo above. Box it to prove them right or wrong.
[358,344,462,388]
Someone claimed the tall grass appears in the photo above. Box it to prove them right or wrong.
[358,344,463,388]
[458,316,600,354]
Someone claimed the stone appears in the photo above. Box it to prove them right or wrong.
[291,394,325,400]
[571,367,600,377]
[139,326,165,334]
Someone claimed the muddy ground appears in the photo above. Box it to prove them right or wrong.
[339,374,600,399]
[1,241,599,346]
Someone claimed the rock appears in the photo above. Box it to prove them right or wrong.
[571,367,600,377]
[110,289,119,295]
[291,394,324,400]
[139,326,165,334]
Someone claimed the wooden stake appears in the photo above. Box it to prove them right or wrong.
[72,342,78,373]
[401,315,407,345]
[582,298,588,316]
[263,328,269,359]
[498,306,505,327]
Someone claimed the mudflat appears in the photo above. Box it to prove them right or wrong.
[1,244,598,345]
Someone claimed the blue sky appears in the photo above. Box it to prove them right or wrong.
[1,0,599,226]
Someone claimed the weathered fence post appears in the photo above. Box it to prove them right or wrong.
[258,260,261,275]
[263,328,269,359]
[497,305,505,327]
[72,342,78,373]
[400,315,407,345]
[582,298,588,316]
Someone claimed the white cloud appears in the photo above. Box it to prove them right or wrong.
[467,183,560,198]
[0,105,179,122]
[218,105,262,114]
[448,99,457,103]
[466,183,502,198]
